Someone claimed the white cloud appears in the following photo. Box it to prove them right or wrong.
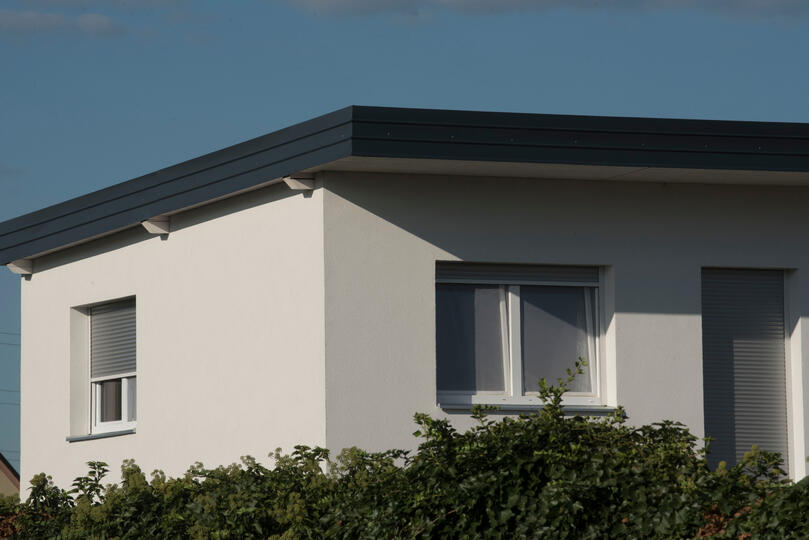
[0,9,124,36]
[287,0,809,17]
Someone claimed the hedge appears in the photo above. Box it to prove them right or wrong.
[2,365,807,539]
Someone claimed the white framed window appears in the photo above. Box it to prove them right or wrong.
[436,263,601,408]
[89,299,136,434]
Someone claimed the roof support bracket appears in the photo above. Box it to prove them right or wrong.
[283,175,315,191]
[7,259,33,276]
[141,216,171,235]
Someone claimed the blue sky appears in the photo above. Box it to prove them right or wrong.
[1,0,808,478]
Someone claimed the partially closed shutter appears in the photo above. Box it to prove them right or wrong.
[91,299,136,379]
[702,269,789,472]
[436,263,599,285]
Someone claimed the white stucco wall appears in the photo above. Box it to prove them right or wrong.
[20,183,326,490]
[321,171,809,478]
[19,169,809,489]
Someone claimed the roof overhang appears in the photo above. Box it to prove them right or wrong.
[1,105,808,265]
[302,156,809,185]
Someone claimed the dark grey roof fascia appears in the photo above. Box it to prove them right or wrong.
[350,106,809,172]
[2,105,809,265]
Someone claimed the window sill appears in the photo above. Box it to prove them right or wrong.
[66,428,135,443]
[439,402,617,415]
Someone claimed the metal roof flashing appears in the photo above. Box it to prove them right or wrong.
[2,106,808,267]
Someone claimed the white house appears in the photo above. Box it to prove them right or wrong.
[2,106,809,490]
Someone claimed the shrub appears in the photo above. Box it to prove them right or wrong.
[2,366,804,539]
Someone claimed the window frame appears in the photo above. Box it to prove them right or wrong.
[87,299,137,435]
[435,269,603,409]
[90,373,136,434]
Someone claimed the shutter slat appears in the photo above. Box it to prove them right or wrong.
[702,269,789,472]
[436,263,598,284]
[91,337,137,351]
[91,299,136,379]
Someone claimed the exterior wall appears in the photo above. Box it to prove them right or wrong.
[20,183,326,490]
[19,169,809,488]
[322,171,809,478]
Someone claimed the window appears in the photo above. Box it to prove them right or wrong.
[436,263,601,407]
[90,299,136,434]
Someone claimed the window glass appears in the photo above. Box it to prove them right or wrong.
[521,286,593,393]
[99,379,122,422]
[436,284,505,392]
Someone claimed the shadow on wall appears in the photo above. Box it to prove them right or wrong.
[322,171,805,469]
[323,171,808,326]
[31,182,298,275]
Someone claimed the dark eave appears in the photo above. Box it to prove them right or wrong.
[2,105,809,265]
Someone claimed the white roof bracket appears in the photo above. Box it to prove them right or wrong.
[141,216,171,235]
[283,174,315,191]
[7,259,33,275]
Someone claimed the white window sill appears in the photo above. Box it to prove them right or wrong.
[438,393,615,415]
[66,428,136,443]
[440,403,617,415]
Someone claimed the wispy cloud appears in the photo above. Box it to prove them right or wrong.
[23,0,187,6]
[0,9,124,36]
[0,165,26,181]
[287,0,809,18]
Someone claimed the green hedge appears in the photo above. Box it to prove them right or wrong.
[2,368,807,539]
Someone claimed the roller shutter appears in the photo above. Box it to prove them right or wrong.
[90,299,136,379]
[702,269,789,472]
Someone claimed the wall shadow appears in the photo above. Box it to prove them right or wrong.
[33,182,297,274]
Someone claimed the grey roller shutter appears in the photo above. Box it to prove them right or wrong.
[701,269,789,472]
[91,299,136,379]
[436,263,599,285]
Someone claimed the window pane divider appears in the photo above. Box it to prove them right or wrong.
[121,377,129,425]
[507,285,522,397]
[499,286,510,395]
[583,288,598,395]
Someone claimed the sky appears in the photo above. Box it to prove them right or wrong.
[1,0,808,479]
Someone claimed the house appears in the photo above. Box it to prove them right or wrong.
[2,106,808,491]
[0,451,19,497]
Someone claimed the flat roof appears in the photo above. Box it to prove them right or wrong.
[1,105,808,265]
